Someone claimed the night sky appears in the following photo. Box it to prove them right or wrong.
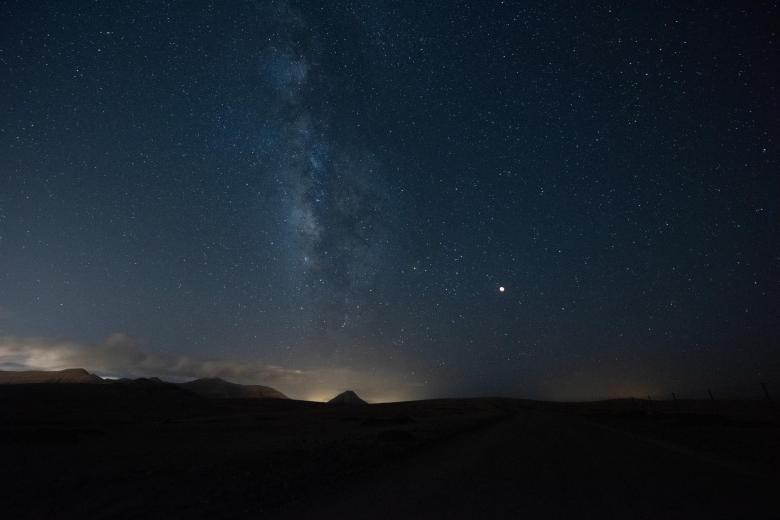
[1,1,778,401]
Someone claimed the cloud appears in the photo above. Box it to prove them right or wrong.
[0,333,421,402]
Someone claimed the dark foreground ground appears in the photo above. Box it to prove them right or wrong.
[1,385,778,519]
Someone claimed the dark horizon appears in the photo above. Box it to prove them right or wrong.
[1,2,778,403]
[0,365,775,405]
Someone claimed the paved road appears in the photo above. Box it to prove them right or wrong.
[274,410,776,519]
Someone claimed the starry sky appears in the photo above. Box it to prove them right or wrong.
[1,1,778,401]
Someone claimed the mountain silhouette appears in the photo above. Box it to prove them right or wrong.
[328,390,367,405]
[0,368,104,384]
[178,377,288,399]
[0,370,287,399]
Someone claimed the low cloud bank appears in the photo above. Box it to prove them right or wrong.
[0,333,419,402]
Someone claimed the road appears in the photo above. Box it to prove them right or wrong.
[273,409,776,519]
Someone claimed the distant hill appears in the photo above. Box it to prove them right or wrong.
[0,369,287,400]
[0,368,104,384]
[178,377,288,399]
[328,390,367,405]
[115,377,167,387]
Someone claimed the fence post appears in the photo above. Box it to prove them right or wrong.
[762,383,778,422]
[761,383,772,403]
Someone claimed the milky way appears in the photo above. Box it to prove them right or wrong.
[252,9,395,339]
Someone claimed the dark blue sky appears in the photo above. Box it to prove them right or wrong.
[1,1,777,401]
